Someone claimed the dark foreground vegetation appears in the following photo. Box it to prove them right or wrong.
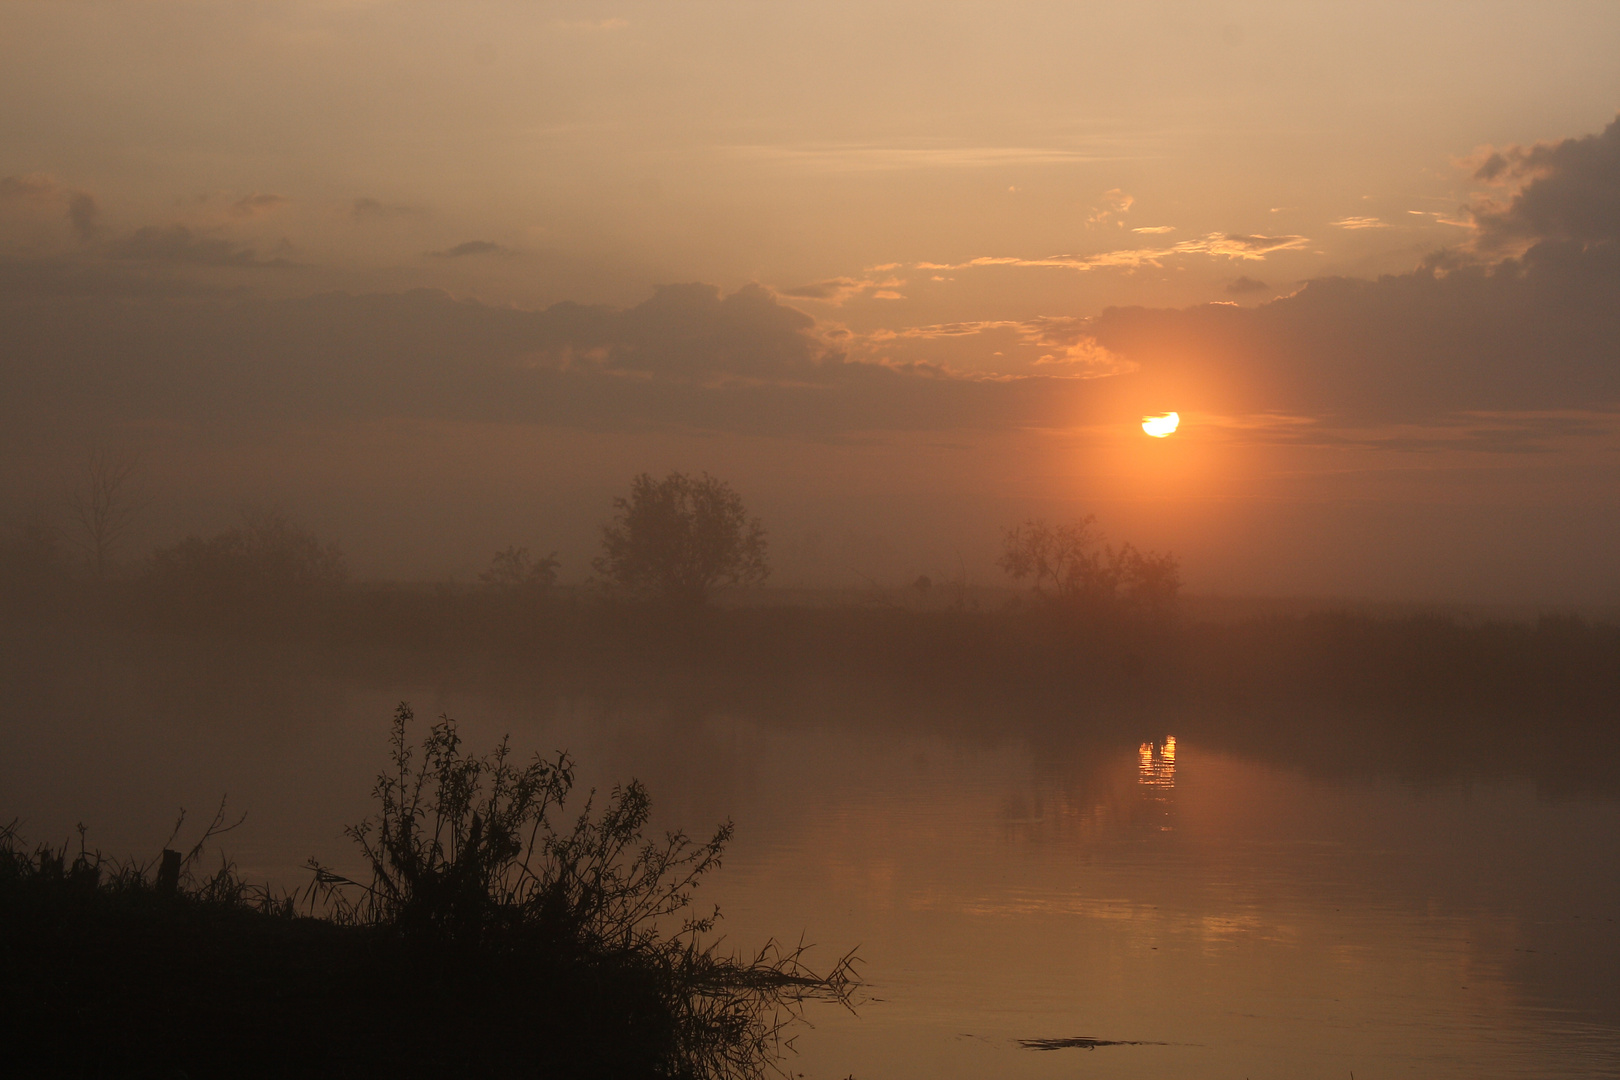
[0,707,857,1080]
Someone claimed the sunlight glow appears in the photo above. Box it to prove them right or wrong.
[1138,738,1178,790]
[1142,412,1181,437]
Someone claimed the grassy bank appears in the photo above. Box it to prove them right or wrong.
[0,707,857,1080]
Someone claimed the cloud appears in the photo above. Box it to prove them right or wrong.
[426,239,517,259]
[1087,241,1620,430]
[777,276,906,304]
[104,224,296,268]
[1,173,100,241]
[867,117,1620,442]
[1088,188,1134,227]
[1332,216,1388,229]
[915,232,1309,274]
[778,277,872,303]
[230,193,288,218]
[0,281,1116,440]
[0,255,235,299]
[1469,114,1620,251]
[7,117,1614,451]
[0,174,59,204]
[730,142,1127,173]
[351,197,425,221]
[1215,410,1614,455]
[852,315,1133,378]
[1131,225,1176,234]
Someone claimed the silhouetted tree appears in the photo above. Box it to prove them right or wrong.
[0,504,70,607]
[150,509,346,602]
[998,516,1179,619]
[593,472,768,605]
[478,545,559,591]
[70,449,146,580]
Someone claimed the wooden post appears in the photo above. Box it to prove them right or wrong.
[157,849,181,896]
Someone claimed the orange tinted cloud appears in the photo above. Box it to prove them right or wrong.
[915,232,1309,274]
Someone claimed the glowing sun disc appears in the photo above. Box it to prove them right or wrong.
[1142,411,1180,438]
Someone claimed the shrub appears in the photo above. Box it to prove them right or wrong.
[150,509,347,597]
[998,516,1179,620]
[307,704,857,1079]
[480,545,561,592]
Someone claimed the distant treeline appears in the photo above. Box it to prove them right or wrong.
[4,495,1618,795]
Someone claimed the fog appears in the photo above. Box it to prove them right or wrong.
[5,5,1620,1077]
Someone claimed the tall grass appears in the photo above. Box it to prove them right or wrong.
[0,708,858,1079]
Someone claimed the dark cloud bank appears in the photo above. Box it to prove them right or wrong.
[3,118,1618,443]
[1090,116,1620,429]
[0,280,1098,440]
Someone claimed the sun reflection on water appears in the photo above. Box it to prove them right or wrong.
[1138,736,1177,829]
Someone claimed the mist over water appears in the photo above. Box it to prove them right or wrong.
[8,6,1620,1076]
[5,614,1616,1079]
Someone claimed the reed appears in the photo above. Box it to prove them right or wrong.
[0,707,858,1079]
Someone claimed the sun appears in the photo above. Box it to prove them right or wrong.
[1142,411,1180,438]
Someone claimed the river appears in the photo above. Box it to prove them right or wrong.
[3,637,1616,1079]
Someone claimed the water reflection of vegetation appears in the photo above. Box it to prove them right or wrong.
[4,506,1618,798]
[0,706,857,1079]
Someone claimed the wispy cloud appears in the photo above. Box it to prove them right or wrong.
[777,276,906,304]
[729,142,1132,173]
[1087,188,1134,227]
[1332,216,1389,229]
[230,193,288,219]
[351,196,426,221]
[915,232,1309,274]
[426,239,517,259]
[856,316,1133,378]
[105,224,296,268]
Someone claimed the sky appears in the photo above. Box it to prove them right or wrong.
[3,0,1620,602]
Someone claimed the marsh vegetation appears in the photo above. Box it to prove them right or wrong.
[0,706,857,1079]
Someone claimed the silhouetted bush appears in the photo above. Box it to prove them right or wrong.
[480,544,560,592]
[0,708,857,1080]
[998,516,1180,622]
[145,509,346,630]
[152,509,346,592]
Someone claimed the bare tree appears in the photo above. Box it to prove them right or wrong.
[996,516,1110,606]
[70,449,146,580]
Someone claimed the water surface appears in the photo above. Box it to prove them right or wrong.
[3,644,1616,1079]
